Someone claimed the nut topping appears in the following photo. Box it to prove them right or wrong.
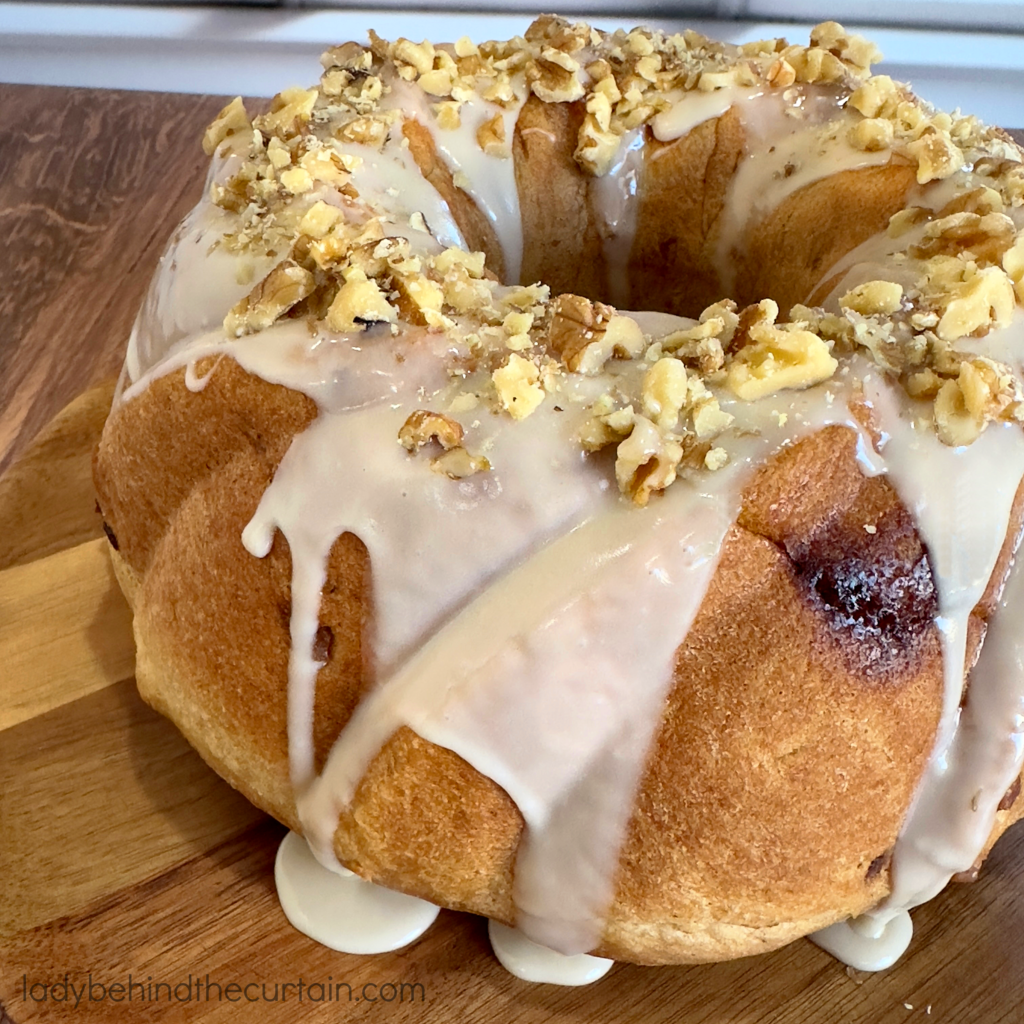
[399,410,465,451]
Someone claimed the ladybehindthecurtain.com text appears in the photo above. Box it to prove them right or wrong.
[19,973,427,1006]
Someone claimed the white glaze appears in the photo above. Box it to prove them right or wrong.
[715,97,894,297]
[126,197,274,383]
[488,921,613,985]
[592,129,644,308]
[275,830,439,953]
[860,383,1024,922]
[299,480,732,952]
[806,379,1024,961]
[346,140,464,253]
[385,79,527,284]
[650,86,759,142]
[809,910,913,972]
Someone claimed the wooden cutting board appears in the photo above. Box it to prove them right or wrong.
[4,82,1024,1024]
[3,392,1024,1024]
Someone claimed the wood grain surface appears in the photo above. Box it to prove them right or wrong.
[0,84,234,477]
[3,83,1024,1024]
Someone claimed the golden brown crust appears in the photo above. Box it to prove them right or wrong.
[630,107,745,316]
[514,96,606,296]
[402,118,506,280]
[752,161,920,313]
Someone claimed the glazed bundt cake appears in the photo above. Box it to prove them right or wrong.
[94,16,1024,972]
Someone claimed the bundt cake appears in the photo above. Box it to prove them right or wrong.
[93,15,1024,974]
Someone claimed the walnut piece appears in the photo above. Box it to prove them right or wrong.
[839,280,903,315]
[704,447,729,471]
[326,269,397,331]
[431,447,491,478]
[849,117,894,152]
[477,114,508,156]
[399,410,464,451]
[933,357,1022,445]
[223,261,315,337]
[934,264,1015,342]
[1003,233,1024,302]
[615,415,684,507]
[255,87,319,140]
[202,97,251,156]
[726,301,838,400]
[906,129,964,185]
[298,201,343,239]
[493,353,545,419]
[848,75,898,118]
[642,357,688,430]
[547,295,645,374]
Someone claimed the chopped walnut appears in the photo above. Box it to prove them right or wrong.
[887,206,929,238]
[255,87,319,140]
[576,104,620,176]
[419,68,453,97]
[326,269,397,331]
[203,97,251,156]
[433,247,486,278]
[848,75,899,119]
[929,262,1015,342]
[392,38,435,76]
[392,274,446,327]
[840,280,904,315]
[905,367,943,399]
[642,357,688,430]
[910,212,1016,264]
[431,447,491,478]
[615,415,684,506]
[432,101,462,131]
[766,58,796,89]
[223,261,315,337]
[958,357,1019,420]
[934,378,982,445]
[477,114,508,156]
[809,21,881,72]
[547,295,645,374]
[337,115,391,147]
[399,409,464,451]
[526,56,585,104]
[780,44,846,86]
[525,14,591,53]
[660,319,727,374]
[503,310,534,350]
[907,129,964,184]
[704,447,729,471]
[266,136,292,170]
[493,353,545,420]
[279,166,314,194]
[849,118,894,152]
[298,201,343,239]
[938,186,1004,218]
[578,397,635,451]
[726,301,838,400]
[692,396,734,440]
[1003,233,1024,302]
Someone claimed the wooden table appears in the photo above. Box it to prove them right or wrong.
[3,82,1024,1024]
